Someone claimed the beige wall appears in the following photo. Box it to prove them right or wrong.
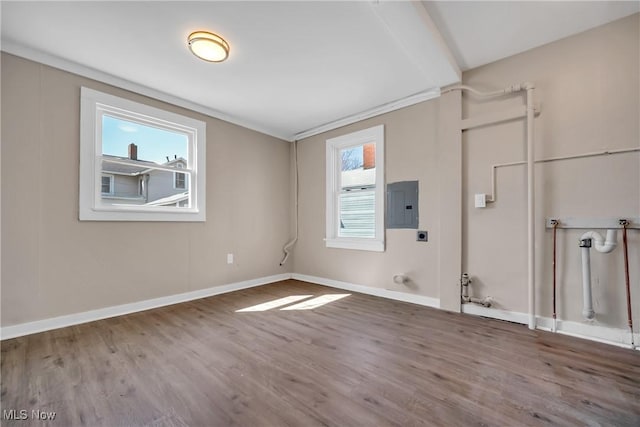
[461,14,639,328]
[1,53,292,326]
[294,93,462,302]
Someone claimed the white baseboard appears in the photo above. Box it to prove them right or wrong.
[292,273,440,309]
[462,304,639,350]
[461,303,529,324]
[536,317,640,350]
[0,273,292,340]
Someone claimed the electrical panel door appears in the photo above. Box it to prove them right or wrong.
[386,181,418,229]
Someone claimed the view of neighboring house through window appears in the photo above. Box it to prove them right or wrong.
[325,125,385,252]
[101,115,190,208]
[339,144,376,238]
[79,87,206,221]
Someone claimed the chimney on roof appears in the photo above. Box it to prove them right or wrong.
[363,143,375,170]
[128,143,138,161]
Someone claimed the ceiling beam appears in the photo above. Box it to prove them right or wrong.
[370,0,461,85]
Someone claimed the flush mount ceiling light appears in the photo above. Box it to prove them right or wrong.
[188,31,230,62]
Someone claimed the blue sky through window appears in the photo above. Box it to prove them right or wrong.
[341,146,363,171]
[102,115,188,164]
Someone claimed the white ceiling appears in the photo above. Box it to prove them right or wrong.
[2,1,638,141]
[423,1,640,71]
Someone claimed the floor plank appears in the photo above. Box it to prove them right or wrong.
[1,279,639,426]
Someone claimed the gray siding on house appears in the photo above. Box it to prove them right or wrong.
[338,189,375,238]
[147,170,189,203]
[112,175,140,198]
[101,157,189,206]
[103,197,144,205]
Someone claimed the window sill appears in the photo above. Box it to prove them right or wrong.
[325,238,384,252]
[80,208,204,222]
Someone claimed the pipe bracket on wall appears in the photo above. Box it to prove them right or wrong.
[579,238,592,248]
[545,218,640,230]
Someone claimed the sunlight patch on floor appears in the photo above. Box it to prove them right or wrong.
[236,295,313,312]
[280,294,351,311]
[236,294,352,312]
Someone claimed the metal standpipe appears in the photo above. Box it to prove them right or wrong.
[460,273,492,307]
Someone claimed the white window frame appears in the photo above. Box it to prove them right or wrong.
[325,124,385,252]
[79,87,206,221]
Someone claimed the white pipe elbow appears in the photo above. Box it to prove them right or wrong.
[600,229,618,253]
[580,230,617,253]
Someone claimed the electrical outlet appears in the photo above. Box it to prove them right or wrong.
[475,193,486,208]
[227,253,234,264]
[416,230,428,242]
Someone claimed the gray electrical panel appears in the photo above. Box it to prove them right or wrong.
[386,181,419,229]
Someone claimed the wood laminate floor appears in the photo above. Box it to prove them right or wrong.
[1,279,639,426]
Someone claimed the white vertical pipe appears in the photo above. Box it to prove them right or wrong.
[526,83,536,330]
[581,246,595,319]
[578,230,617,320]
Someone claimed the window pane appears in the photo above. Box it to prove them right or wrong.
[339,143,376,238]
[340,144,375,189]
[339,189,375,238]
[101,115,190,208]
[101,176,112,194]
[175,172,186,189]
